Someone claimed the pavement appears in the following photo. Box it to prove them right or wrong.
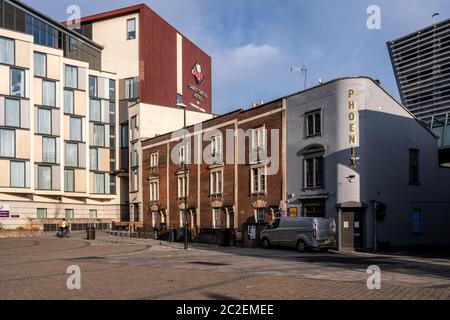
[0,231,449,300]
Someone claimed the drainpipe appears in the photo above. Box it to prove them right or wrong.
[371,200,378,253]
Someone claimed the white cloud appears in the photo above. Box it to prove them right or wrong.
[215,43,282,85]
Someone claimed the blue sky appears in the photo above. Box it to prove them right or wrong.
[24,0,450,114]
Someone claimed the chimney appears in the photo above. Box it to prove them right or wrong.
[251,102,257,108]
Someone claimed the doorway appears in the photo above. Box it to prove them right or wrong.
[339,209,364,251]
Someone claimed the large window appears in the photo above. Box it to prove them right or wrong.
[65,65,78,88]
[130,115,138,141]
[42,80,56,107]
[10,161,25,187]
[37,108,51,134]
[65,143,78,167]
[65,209,74,220]
[127,18,136,40]
[177,175,187,198]
[94,173,110,194]
[38,165,51,190]
[130,168,138,192]
[409,149,420,184]
[64,169,74,192]
[211,135,222,158]
[412,209,422,235]
[125,78,137,99]
[149,180,159,201]
[304,156,324,189]
[64,90,74,114]
[90,148,101,171]
[131,148,139,167]
[5,98,20,127]
[89,209,97,219]
[93,124,105,146]
[37,208,47,219]
[90,99,101,122]
[120,124,128,148]
[89,75,97,97]
[70,117,82,141]
[306,110,322,137]
[0,129,15,157]
[0,37,14,65]
[211,208,221,229]
[34,52,46,77]
[210,171,223,195]
[10,68,25,97]
[251,166,266,193]
[252,127,265,150]
[42,137,56,163]
[109,80,116,100]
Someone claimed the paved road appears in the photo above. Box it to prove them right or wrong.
[0,233,449,300]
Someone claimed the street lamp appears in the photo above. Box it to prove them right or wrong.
[176,101,189,250]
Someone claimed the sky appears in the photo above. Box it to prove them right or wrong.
[24,0,450,114]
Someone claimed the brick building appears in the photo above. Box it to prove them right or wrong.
[141,99,286,246]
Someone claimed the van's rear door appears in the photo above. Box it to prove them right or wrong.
[315,218,336,244]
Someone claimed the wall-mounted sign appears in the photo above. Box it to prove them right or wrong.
[248,225,256,240]
[191,62,204,85]
[288,207,298,217]
[0,203,9,218]
[348,89,358,168]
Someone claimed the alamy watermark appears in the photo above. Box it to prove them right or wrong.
[66,265,81,290]
[366,265,381,290]
[367,5,381,30]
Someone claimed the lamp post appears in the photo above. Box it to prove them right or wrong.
[177,101,188,250]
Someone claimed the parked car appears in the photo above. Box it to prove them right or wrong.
[260,217,337,252]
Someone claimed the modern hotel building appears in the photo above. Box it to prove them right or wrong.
[0,0,213,229]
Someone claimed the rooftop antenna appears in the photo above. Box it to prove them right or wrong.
[291,64,308,90]
[432,12,440,24]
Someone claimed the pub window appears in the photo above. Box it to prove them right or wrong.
[304,156,324,189]
[251,126,265,150]
[150,152,159,168]
[210,171,223,195]
[255,208,265,223]
[251,166,266,193]
[177,175,188,198]
[305,110,322,137]
[212,208,222,229]
[149,180,159,201]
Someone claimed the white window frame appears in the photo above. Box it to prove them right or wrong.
[150,152,159,168]
[252,126,266,150]
[212,208,222,229]
[211,135,222,157]
[149,180,159,201]
[255,208,266,223]
[127,18,136,40]
[177,175,188,198]
[251,166,267,194]
[210,170,223,195]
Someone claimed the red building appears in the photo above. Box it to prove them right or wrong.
[141,99,286,247]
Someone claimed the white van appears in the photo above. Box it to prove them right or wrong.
[260,217,337,252]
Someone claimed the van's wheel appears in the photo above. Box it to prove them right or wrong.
[297,240,307,253]
[261,238,271,249]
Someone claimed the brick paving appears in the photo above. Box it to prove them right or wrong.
[0,233,448,300]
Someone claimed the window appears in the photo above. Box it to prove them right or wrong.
[120,125,128,148]
[130,168,138,192]
[412,209,422,235]
[10,161,25,187]
[64,169,74,192]
[127,18,136,40]
[93,124,105,146]
[125,78,136,99]
[211,135,222,158]
[65,143,78,167]
[42,137,56,163]
[0,37,14,65]
[65,209,74,220]
[70,117,82,141]
[5,98,20,127]
[109,80,116,100]
[90,99,101,122]
[212,208,222,229]
[37,108,51,134]
[38,165,51,190]
[65,65,77,88]
[150,180,159,201]
[409,149,420,184]
[64,90,74,114]
[89,75,97,97]
[179,145,187,164]
[34,52,46,77]
[0,129,15,157]
[42,80,56,107]
[177,175,187,198]
[306,110,321,137]
[255,208,265,223]
[151,211,157,228]
[252,127,265,150]
[94,173,106,194]
[130,115,138,141]
[89,210,97,219]
[304,156,324,189]
[11,68,25,97]
[37,208,47,219]
[150,152,159,168]
[90,148,101,171]
[131,148,139,167]
[251,166,266,193]
[210,171,223,195]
